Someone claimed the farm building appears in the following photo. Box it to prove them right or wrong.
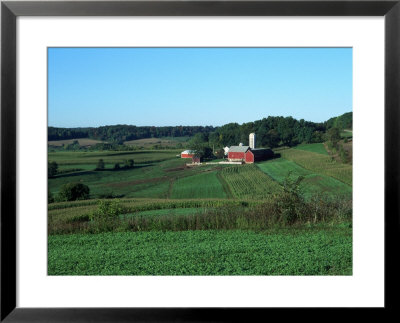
[191,155,201,164]
[228,146,273,163]
[181,150,196,158]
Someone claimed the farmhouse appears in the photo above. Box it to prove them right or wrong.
[228,146,274,163]
[181,150,196,158]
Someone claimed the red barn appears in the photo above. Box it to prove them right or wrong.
[181,150,196,158]
[227,146,250,162]
[228,146,274,163]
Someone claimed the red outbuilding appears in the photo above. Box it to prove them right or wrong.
[192,156,201,164]
[181,150,196,158]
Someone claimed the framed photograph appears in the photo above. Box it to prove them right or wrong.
[1,0,399,321]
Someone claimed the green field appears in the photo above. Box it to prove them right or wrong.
[294,143,328,155]
[48,147,352,275]
[171,171,227,199]
[48,227,352,275]
[257,158,352,199]
[48,150,180,166]
[49,155,201,198]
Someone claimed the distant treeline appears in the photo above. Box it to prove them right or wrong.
[48,127,91,141]
[48,125,215,142]
[49,112,352,148]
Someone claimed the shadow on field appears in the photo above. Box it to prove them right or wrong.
[53,170,97,179]
[53,165,152,178]
[95,165,152,171]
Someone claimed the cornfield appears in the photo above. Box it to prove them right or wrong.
[220,164,282,199]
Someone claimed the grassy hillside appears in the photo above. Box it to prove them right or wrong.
[124,136,190,148]
[257,158,351,199]
[280,148,352,185]
[294,143,328,155]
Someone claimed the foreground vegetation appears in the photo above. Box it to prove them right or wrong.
[48,226,352,275]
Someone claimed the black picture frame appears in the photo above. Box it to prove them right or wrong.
[1,0,399,321]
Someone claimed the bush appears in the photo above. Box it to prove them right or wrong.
[124,159,134,168]
[96,159,105,170]
[274,173,307,224]
[89,199,127,221]
[57,182,90,201]
[48,191,54,204]
[48,161,58,178]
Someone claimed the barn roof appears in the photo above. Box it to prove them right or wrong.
[181,150,196,154]
[228,146,250,153]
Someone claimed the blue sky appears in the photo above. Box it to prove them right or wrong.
[48,47,352,127]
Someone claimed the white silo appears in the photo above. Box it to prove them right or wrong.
[249,133,256,149]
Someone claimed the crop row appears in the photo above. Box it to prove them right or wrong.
[48,198,261,224]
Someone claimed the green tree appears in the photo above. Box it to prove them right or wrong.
[114,163,120,170]
[214,148,225,159]
[57,182,90,201]
[339,144,349,163]
[48,161,58,178]
[48,190,54,204]
[188,133,213,159]
[96,159,105,170]
[327,127,341,149]
[265,129,280,148]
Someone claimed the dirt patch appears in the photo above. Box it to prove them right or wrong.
[48,138,104,147]
[105,176,168,188]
